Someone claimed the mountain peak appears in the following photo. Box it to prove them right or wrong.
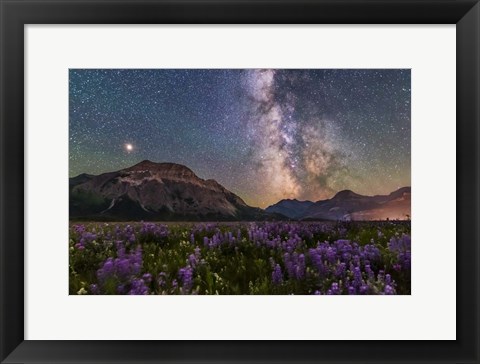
[278,198,296,203]
[332,190,362,200]
[127,159,159,170]
[131,159,180,168]
[391,186,411,194]
[136,159,154,166]
[265,198,314,219]
[127,160,196,175]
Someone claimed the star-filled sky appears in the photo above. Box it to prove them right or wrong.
[70,69,410,208]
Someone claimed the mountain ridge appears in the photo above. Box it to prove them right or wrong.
[266,187,411,221]
[70,160,410,221]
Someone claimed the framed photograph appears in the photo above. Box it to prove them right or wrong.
[1,0,478,363]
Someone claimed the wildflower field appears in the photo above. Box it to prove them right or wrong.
[69,221,411,295]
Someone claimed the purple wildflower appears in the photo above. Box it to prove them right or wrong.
[128,278,149,295]
[272,264,283,285]
[178,267,194,293]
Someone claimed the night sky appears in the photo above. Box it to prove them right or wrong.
[69,69,410,208]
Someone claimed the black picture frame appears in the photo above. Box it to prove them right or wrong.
[1,0,479,363]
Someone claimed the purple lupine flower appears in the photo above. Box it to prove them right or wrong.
[89,284,100,295]
[188,253,197,268]
[272,264,283,285]
[353,267,363,289]
[335,262,347,278]
[385,274,392,285]
[97,258,115,283]
[363,244,381,262]
[309,248,324,274]
[283,253,295,278]
[359,284,369,294]
[388,234,411,253]
[330,282,340,295]
[399,251,411,270]
[128,278,149,295]
[365,265,375,281]
[142,273,152,284]
[387,235,411,270]
[117,284,127,294]
[178,266,194,293]
[73,224,86,234]
[96,244,144,292]
[171,279,178,290]
[377,270,385,283]
[79,231,97,245]
[296,253,306,280]
[325,247,337,264]
[353,255,361,267]
[194,246,201,257]
[384,285,395,295]
[187,246,202,268]
[139,222,169,240]
[114,258,132,280]
[157,272,167,288]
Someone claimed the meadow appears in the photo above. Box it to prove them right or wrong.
[69,221,411,295]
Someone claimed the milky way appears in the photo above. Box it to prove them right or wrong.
[70,69,410,208]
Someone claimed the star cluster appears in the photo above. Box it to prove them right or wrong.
[70,69,410,208]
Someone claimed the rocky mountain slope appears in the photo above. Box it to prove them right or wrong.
[70,160,278,221]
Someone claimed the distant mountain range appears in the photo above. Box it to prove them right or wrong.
[70,160,410,221]
[265,187,411,221]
